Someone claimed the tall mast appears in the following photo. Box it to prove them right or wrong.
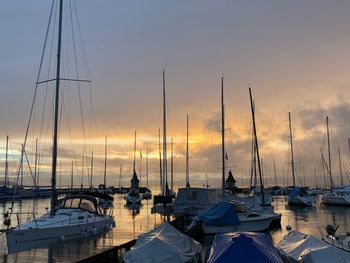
[146,144,149,189]
[51,0,63,215]
[288,112,296,187]
[71,160,74,189]
[273,156,277,186]
[81,151,84,188]
[338,147,343,186]
[90,150,93,189]
[119,163,123,188]
[133,131,137,173]
[326,116,333,190]
[221,76,225,192]
[186,114,190,187]
[320,148,328,188]
[162,70,168,195]
[171,137,174,190]
[4,135,9,188]
[158,128,163,193]
[248,87,265,205]
[34,138,38,188]
[104,136,107,186]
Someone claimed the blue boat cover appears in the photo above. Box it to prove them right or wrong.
[289,187,301,198]
[206,232,284,263]
[198,201,240,226]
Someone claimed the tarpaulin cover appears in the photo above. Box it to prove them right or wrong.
[123,222,201,263]
[198,201,240,226]
[289,187,302,198]
[277,230,349,263]
[206,232,284,263]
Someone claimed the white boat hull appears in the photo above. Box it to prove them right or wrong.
[6,209,115,253]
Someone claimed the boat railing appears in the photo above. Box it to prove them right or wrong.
[2,212,39,229]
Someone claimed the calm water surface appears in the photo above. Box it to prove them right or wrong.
[0,194,349,262]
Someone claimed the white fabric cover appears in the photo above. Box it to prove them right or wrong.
[123,222,201,263]
[278,230,349,263]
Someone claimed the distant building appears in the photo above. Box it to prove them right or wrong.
[225,170,236,193]
[131,170,139,190]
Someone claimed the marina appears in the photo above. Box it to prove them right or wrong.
[1,0,350,262]
[0,194,350,262]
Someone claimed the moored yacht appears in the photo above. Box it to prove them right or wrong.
[6,193,115,253]
[190,200,277,234]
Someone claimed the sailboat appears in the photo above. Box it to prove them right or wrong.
[321,116,350,206]
[247,87,272,206]
[125,131,142,205]
[5,0,115,253]
[287,112,314,206]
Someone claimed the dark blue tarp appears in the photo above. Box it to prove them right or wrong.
[289,187,301,198]
[198,201,240,226]
[205,232,284,263]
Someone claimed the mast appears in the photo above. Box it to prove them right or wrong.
[248,87,265,205]
[162,70,168,195]
[4,135,9,188]
[51,0,63,215]
[133,131,137,173]
[158,129,163,193]
[338,147,343,186]
[326,116,333,190]
[320,148,328,188]
[273,156,277,186]
[81,151,84,189]
[288,112,296,187]
[34,138,38,189]
[139,149,142,187]
[104,136,107,186]
[71,160,74,189]
[119,163,123,188]
[186,114,190,187]
[146,144,149,189]
[171,137,174,190]
[221,76,225,192]
[90,150,93,189]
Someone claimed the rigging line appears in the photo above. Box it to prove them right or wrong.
[73,0,91,79]
[69,0,86,148]
[23,148,36,186]
[39,1,57,155]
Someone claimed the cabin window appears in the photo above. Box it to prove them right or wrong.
[80,200,96,213]
[64,198,81,209]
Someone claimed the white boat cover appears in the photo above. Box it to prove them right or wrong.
[174,187,222,206]
[123,222,201,263]
[278,230,349,263]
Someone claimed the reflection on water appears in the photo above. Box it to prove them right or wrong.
[271,196,350,244]
[0,195,349,261]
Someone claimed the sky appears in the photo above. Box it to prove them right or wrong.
[1,0,350,189]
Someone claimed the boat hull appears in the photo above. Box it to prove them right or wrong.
[287,196,313,206]
[6,217,115,253]
[201,215,274,234]
[322,194,350,206]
